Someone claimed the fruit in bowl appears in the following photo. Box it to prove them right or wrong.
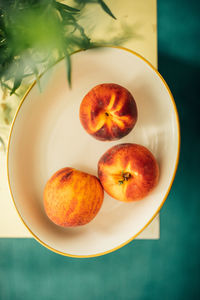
[79,83,138,141]
[43,167,104,227]
[98,143,159,202]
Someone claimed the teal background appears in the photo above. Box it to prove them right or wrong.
[1,0,200,299]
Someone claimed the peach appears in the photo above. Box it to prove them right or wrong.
[79,83,137,141]
[43,167,104,227]
[98,143,159,202]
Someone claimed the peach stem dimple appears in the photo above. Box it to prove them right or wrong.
[105,112,109,116]
[118,171,132,185]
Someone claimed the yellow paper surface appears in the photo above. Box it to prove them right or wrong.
[0,0,159,239]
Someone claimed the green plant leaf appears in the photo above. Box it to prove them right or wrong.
[0,0,116,93]
[72,22,91,48]
[58,6,77,25]
[65,52,71,88]
[98,0,116,19]
[10,60,24,95]
[0,81,19,96]
[55,2,80,13]
[31,63,41,92]
[10,76,22,95]
[0,136,6,152]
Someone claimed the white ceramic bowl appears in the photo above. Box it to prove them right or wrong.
[7,47,180,257]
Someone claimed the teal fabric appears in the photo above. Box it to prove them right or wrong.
[1,0,200,299]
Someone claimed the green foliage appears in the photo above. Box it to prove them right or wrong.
[0,0,115,94]
[74,0,116,19]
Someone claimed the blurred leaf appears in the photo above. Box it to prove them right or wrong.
[1,81,15,94]
[29,61,41,92]
[0,0,116,94]
[0,136,6,152]
[72,23,91,48]
[65,52,71,88]
[1,102,12,124]
[10,77,23,95]
[58,6,77,25]
[65,35,90,52]
[10,59,24,95]
[98,0,116,19]
[55,2,80,13]
[74,0,116,19]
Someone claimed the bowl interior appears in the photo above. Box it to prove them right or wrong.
[7,47,179,256]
